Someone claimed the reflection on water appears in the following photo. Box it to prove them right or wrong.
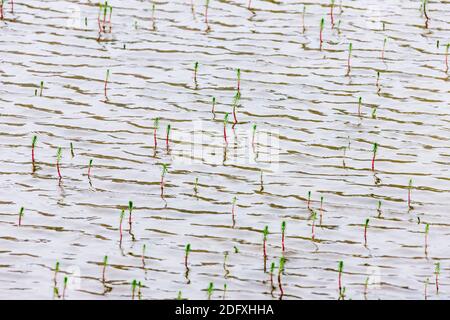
[0,0,449,299]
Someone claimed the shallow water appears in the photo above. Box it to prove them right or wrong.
[0,0,449,300]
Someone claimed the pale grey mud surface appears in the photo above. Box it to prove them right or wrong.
[0,0,449,299]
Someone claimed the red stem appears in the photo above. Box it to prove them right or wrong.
[224,125,227,144]
[119,220,123,243]
[166,132,169,149]
[330,6,334,26]
[154,129,157,148]
[10,0,13,14]
[233,107,238,126]
[278,273,284,299]
[32,147,35,165]
[436,274,439,293]
[371,154,376,171]
[282,232,285,252]
[88,167,91,178]
[57,162,62,179]
[364,225,367,246]
[338,272,342,292]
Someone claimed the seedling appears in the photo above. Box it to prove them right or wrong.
[54,261,60,285]
[252,124,257,146]
[87,159,93,179]
[278,257,286,299]
[142,244,146,267]
[223,284,227,300]
[319,18,325,49]
[422,0,429,21]
[185,243,191,269]
[204,0,210,31]
[104,69,109,99]
[153,117,159,148]
[166,124,171,150]
[232,91,241,127]
[281,221,286,252]
[211,97,216,115]
[131,279,137,300]
[371,143,378,171]
[319,196,324,226]
[263,226,269,271]
[223,113,229,145]
[270,262,275,289]
[62,276,68,299]
[425,223,430,253]
[358,97,362,117]
[39,81,44,97]
[377,200,382,217]
[435,262,440,294]
[125,202,133,229]
[259,170,264,192]
[302,6,306,33]
[338,261,344,298]
[102,255,108,282]
[18,207,24,226]
[233,246,239,254]
[307,191,311,209]
[408,179,413,209]
[372,106,377,119]
[311,211,317,241]
[424,277,429,300]
[376,71,381,93]
[364,218,369,247]
[194,177,199,195]
[56,147,62,180]
[31,136,37,172]
[151,2,156,30]
[381,38,387,59]
[70,142,75,158]
[160,163,169,193]
[119,209,125,244]
[194,62,199,87]
[177,291,182,300]
[138,281,142,300]
[236,68,241,93]
[207,282,214,300]
[231,196,237,227]
[330,0,335,27]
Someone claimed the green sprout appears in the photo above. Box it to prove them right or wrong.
[70,142,75,158]
[207,282,214,300]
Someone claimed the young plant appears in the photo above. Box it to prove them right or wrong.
[104,69,110,100]
[131,279,137,300]
[223,284,227,300]
[128,201,133,226]
[302,6,306,33]
[119,209,125,244]
[236,68,241,93]
[102,255,108,282]
[425,223,429,253]
[207,282,214,300]
[56,147,62,180]
[151,2,156,30]
[54,261,60,285]
[364,218,369,247]
[319,18,325,49]
[252,124,257,146]
[18,207,24,226]
[376,71,381,93]
[422,0,429,21]
[381,38,387,59]
[31,136,37,172]
[424,277,429,300]
[270,262,275,290]
[39,81,44,97]
[377,200,382,217]
[70,142,75,158]
[307,191,311,209]
[211,97,216,116]
[185,243,191,269]
[231,196,237,227]
[281,221,286,253]
[223,113,229,145]
[62,276,68,300]
[311,211,317,241]
[160,163,169,193]
[338,261,344,298]
[330,0,335,27]
[278,257,286,299]
[232,91,241,128]
[138,281,142,300]
[142,244,146,268]
[204,0,210,31]
[87,159,93,179]
[358,96,362,117]
[166,124,171,150]
[371,143,378,171]
[194,177,199,195]
[408,179,413,209]
[319,196,324,226]
[263,226,269,271]
[435,262,440,294]
[194,61,199,87]
[153,117,159,148]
